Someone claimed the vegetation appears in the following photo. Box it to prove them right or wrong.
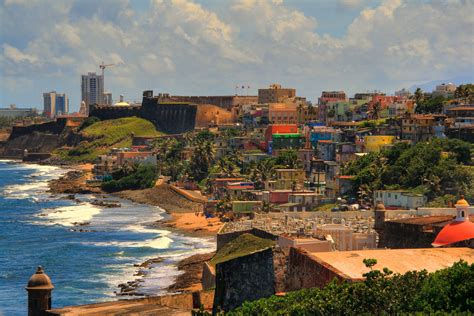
[102,164,157,192]
[209,234,275,268]
[341,138,473,203]
[78,116,100,131]
[415,95,446,114]
[228,260,474,315]
[189,140,216,181]
[454,84,474,103]
[56,117,161,162]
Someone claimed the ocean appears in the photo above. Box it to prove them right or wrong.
[0,161,214,315]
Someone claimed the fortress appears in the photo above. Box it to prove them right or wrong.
[89,90,237,134]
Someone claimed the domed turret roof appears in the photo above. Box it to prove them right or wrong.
[26,266,54,290]
[432,221,474,247]
[375,202,385,211]
[432,197,474,247]
[455,198,469,207]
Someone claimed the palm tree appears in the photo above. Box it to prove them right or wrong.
[277,149,302,169]
[216,156,239,177]
[414,88,424,111]
[297,103,305,124]
[252,158,276,189]
[189,140,215,181]
[368,101,382,120]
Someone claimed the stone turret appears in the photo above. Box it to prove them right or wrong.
[26,266,54,316]
[374,201,386,231]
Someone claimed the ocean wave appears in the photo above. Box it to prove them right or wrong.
[1,163,67,199]
[37,203,102,226]
[82,235,174,250]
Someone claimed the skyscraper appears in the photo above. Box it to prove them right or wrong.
[104,92,113,105]
[43,91,69,118]
[55,93,69,115]
[81,72,104,108]
[43,91,56,118]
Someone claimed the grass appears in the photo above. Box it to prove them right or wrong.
[209,233,275,267]
[55,117,161,162]
[312,203,337,212]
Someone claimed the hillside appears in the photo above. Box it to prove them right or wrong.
[55,117,161,162]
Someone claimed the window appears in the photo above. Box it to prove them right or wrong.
[388,193,391,198]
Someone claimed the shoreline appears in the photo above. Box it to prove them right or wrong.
[45,166,219,296]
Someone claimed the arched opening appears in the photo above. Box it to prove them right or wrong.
[461,211,465,218]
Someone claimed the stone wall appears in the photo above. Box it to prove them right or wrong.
[141,99,197,134]
[89,105,141,121]
[213,248,275,312]
[9,119,68,140]
[377,221,441,248]
[286,247,345,291]
[46,290,215,315]
[201,262,216,290]
[158,95,257,111]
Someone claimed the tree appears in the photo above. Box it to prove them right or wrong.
[229,261,474,315]
[189,140,215,181]
[368,101,382,120]
[251,158,276,189]
[275,149,302,169]
[216,156,240,177]
[414,88,424,109]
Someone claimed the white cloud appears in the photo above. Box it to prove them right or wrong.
[338,0,364,9]
[2,44,38,64]
[0,0,473,109]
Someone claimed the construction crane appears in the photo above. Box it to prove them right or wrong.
[99,62,115,104]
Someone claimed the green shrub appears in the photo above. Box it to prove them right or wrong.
[102,164,157,192]
[78,116,100,131]
[228,261,474,315]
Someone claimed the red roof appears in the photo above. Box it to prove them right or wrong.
[338,175,355,179]
[227,185,254,190]
[432,220,474,247]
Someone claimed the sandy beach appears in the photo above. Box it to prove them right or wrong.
[115,185,223,236]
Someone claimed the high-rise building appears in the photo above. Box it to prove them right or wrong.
[43,91,69,118]
[43,91,56,118]
[81,72,104,108]
[104,92,113,105]
[55,93,69,115]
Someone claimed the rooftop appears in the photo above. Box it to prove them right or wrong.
[308,248,474,280]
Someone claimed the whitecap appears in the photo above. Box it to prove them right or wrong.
[38,203,102,226]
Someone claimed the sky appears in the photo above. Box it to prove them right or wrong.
[0,0,473,112]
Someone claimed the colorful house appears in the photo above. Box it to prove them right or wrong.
[272,133,304,151]
[275,169,306,190]
[364,135,395,152]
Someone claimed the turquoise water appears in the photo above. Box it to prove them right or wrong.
[0,161,214,315]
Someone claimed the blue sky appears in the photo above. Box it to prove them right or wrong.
[0,0,473,112]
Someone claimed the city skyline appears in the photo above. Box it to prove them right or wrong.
[1,0,473,111]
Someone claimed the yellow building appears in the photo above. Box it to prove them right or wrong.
[364,135,395,152]
[275,169,305,190]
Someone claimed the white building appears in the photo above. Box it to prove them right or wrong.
[81,72,104,108]
[432,83,456,99]
[373,190,427,209]
[313,224,377,251]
